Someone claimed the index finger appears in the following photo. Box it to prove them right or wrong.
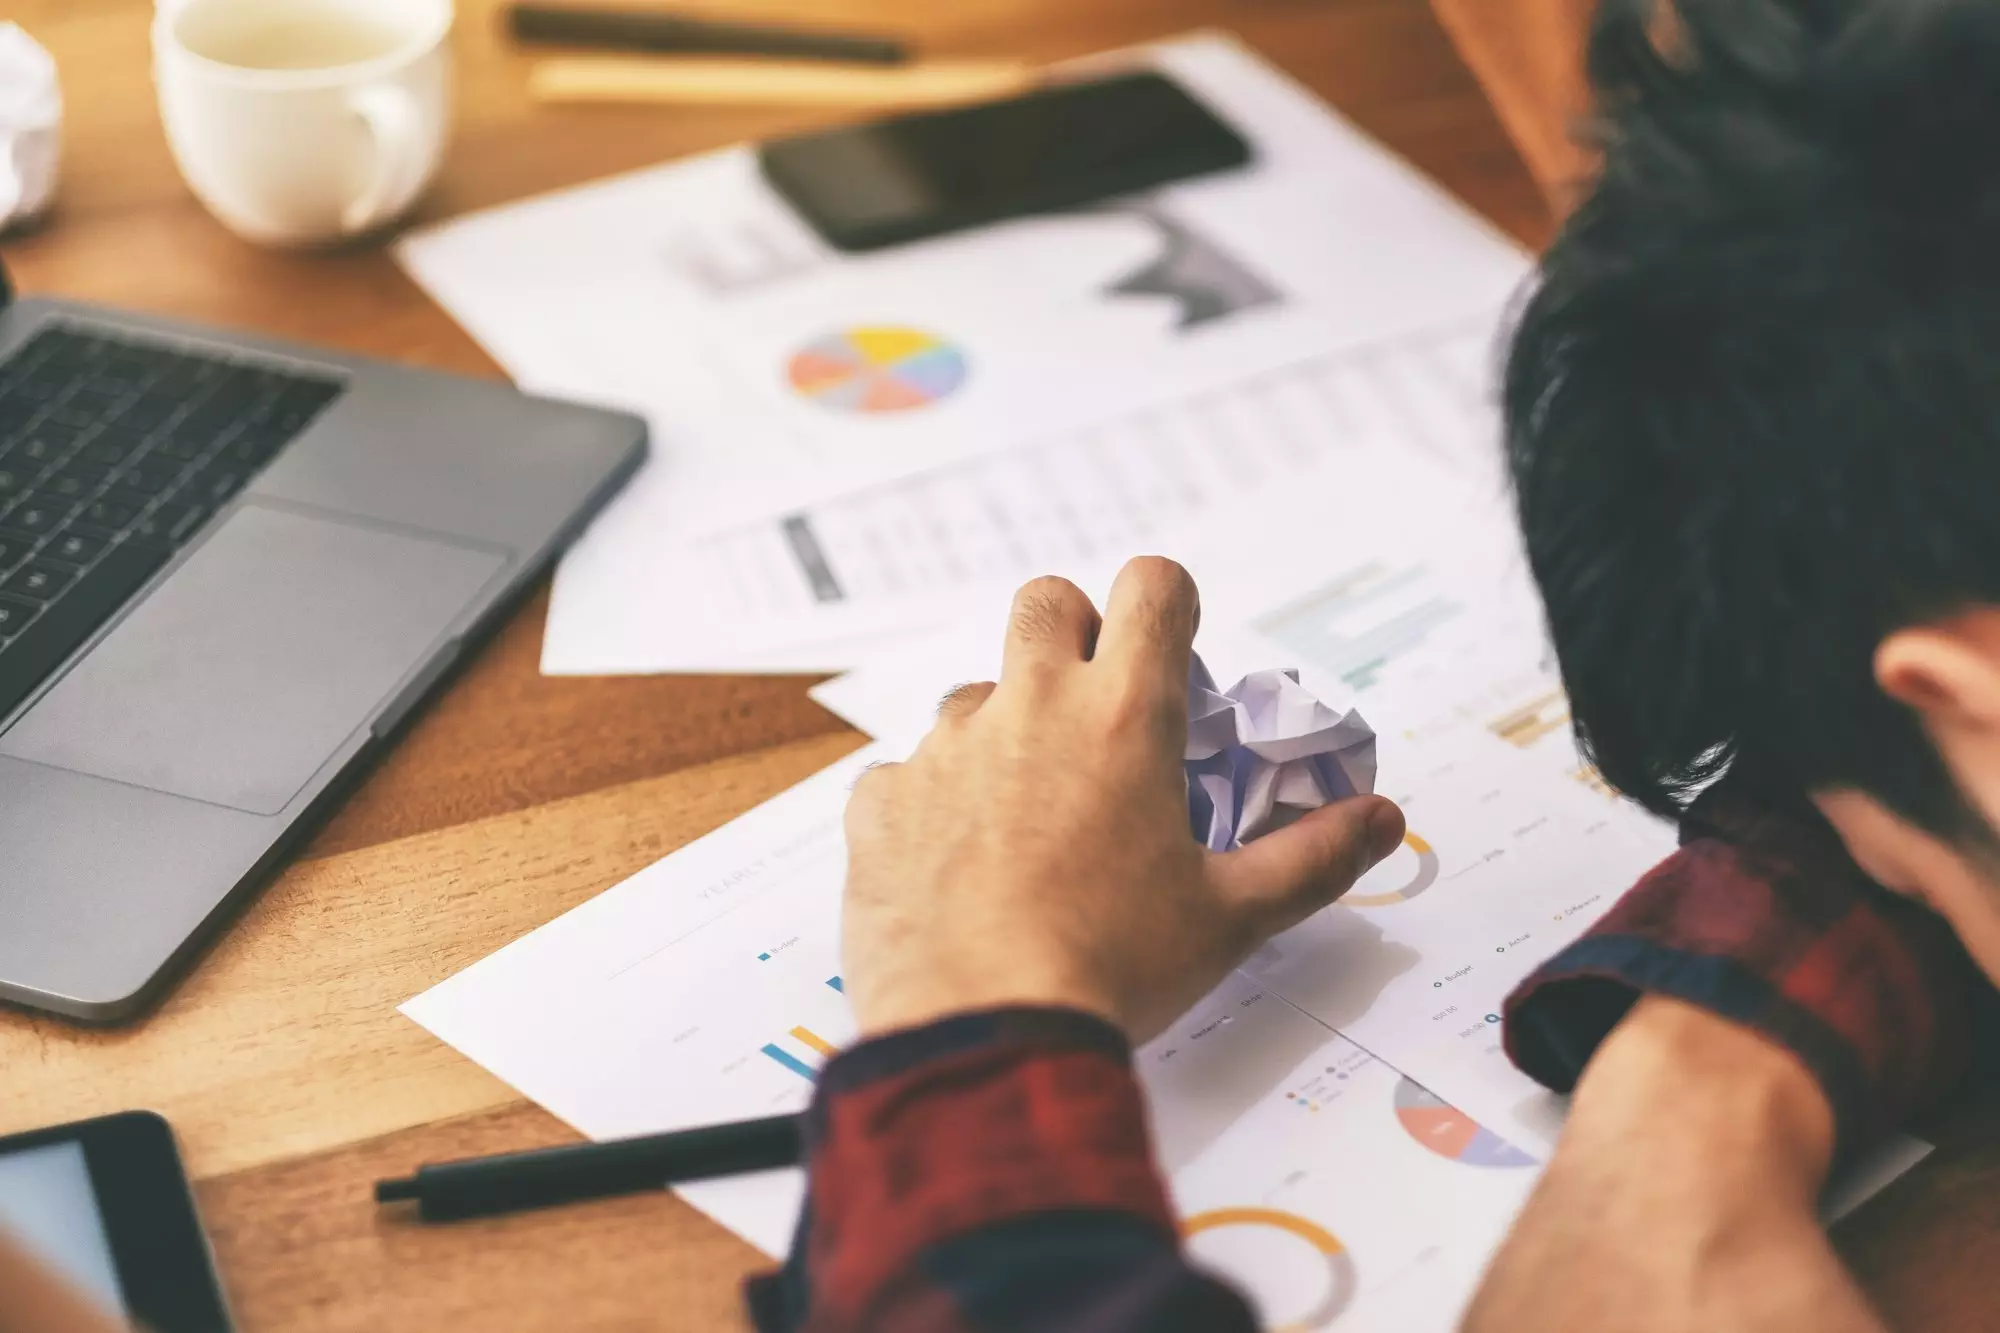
[1093,556,1199,695]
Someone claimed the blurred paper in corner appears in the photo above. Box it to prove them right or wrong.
[393,32,1531,676]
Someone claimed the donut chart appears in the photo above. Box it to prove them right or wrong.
[1392,1077,1535,1168]
[1183,1207,1356,1331]
[786,326,968,414]
[1344,831,1439,907]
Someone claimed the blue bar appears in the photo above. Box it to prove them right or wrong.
[761,1043,817,1082]
[826,976,844,993]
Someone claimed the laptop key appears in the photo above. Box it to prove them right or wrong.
[206,470,246,502]
[76,436,144,469]
[0,594,39,638]
[0,538,172,721]
[221,427,291,466]
[114,459,180,495]
[5,503,64,535]
[0,561,77,602]
[133,501,208,544]
[118,397,178,432]
[43,529,108,568]
[153,432,209,462]
[41,469,107,503]
[6,435,68,467]
[12,375,66,403]
[79,496,142,530]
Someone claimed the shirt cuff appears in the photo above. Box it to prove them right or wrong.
[789,1006,1176,1326]
[1504,816,1980,1157]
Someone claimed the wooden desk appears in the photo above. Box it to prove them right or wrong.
[2,2,1994,1329]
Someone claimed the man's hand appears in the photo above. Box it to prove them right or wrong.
[1466,995,1880,1333]
[841,558,1405,1041]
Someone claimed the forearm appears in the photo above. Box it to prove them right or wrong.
[1469,996,1882,1333]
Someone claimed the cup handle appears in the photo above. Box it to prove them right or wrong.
[342,84,429,235]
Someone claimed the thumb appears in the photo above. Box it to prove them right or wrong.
[1210,797,1406,933]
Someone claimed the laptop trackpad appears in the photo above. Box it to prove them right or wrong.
[0,504,508,816]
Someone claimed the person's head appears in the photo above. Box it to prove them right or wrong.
[1504,0,2000,979]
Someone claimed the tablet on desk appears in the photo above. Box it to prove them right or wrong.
[0,1112,232,1332]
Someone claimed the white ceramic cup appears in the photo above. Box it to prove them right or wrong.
[153,0,452,246]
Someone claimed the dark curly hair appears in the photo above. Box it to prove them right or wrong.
[1505,0,2000,832]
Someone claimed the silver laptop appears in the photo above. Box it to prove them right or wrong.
[0,264,645,1022]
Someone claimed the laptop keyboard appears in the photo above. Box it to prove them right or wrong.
[0,324,345,720]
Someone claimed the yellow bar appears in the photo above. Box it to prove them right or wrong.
[789,1025,837,1057]
[528,56,1037,111]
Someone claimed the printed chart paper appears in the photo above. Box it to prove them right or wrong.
[393,33,1531,674]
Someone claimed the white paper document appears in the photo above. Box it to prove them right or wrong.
[394,33,1531,675]
[406,748,1545,1331]
[555,311,1507,673]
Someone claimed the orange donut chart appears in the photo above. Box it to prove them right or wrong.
[1343,830,1440,907]
[1181,1207,1357,1330]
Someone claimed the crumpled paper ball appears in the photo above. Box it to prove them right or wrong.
[0,23,60,233]
[1185,653,1378,852]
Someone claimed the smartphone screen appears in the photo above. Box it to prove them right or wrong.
[0,1113,233,1332]
[758,71,1253,251]
[0,1140,128,1316]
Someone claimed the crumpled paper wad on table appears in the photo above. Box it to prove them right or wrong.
[0,23,61,233]
[1185,654,1378,851]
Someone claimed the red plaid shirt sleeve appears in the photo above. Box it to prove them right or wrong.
[1504,796,1987,1155]
[746,1007,1258,1333]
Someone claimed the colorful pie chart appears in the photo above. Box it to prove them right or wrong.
[786,326,968,414]
[1393,1077,1536,1168]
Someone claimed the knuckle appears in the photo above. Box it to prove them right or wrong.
[937,680,996,720]
[1098,701,1178,756]
[1104,671,1176,726]
[1104,668,1187,734]
[845,762,898,822]
[1014,656,1066,698]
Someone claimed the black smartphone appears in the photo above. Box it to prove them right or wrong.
[759,71,1253,252]
[0,1111,233,1332]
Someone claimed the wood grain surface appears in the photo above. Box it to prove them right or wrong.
[2,2,1992,1330]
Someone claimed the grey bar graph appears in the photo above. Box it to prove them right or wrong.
[781,515,846,604]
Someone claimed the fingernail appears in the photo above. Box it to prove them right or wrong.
[1367,803,1405,863]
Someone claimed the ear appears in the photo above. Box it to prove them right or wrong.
[1875,611,2000,728]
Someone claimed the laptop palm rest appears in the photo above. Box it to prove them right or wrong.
[0,503,507,816]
